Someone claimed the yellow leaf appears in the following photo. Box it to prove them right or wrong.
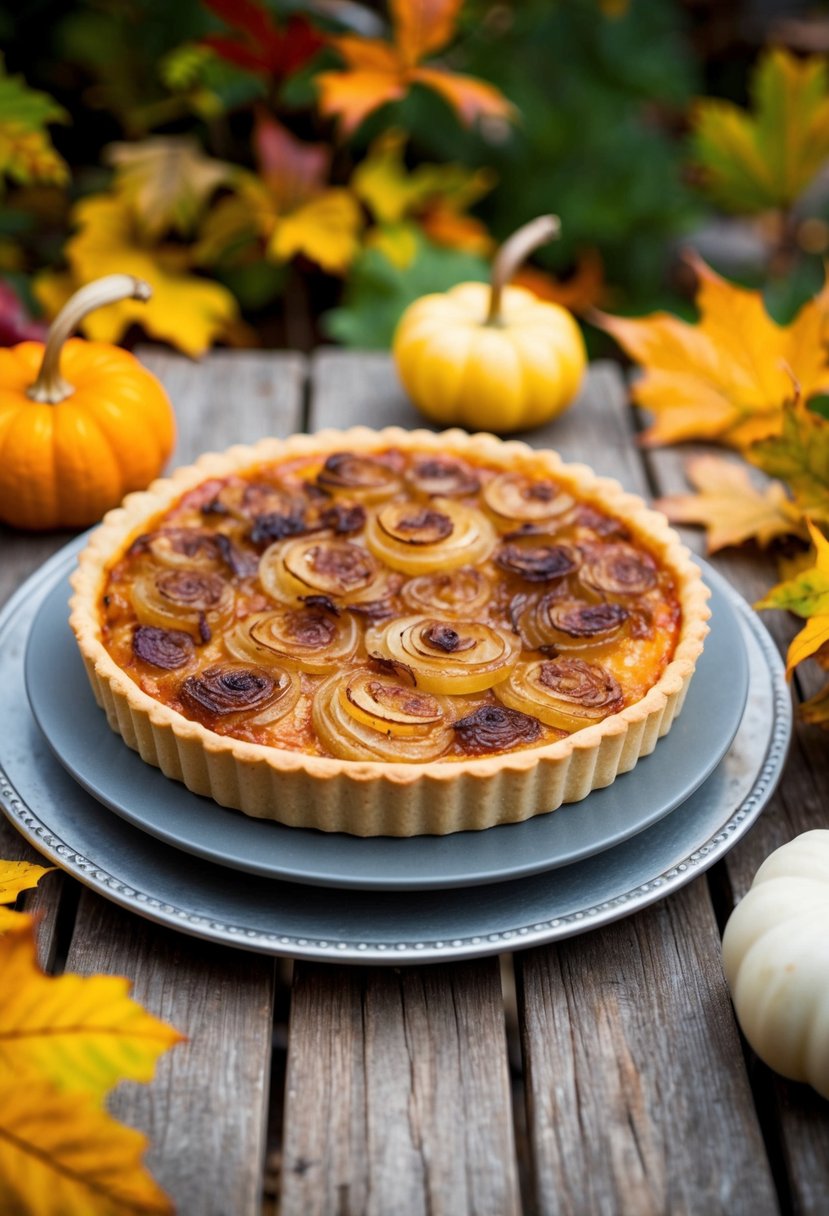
[106,136,235,241]
[0,918,184,1101]
[0,123,68,188]
[757,519,829,617]
[691,48,829,213]
[749,398,829,526]
[365,221,419,268]
[0,1077,172,1215]
[0,860,54,904]
[42,193,240,357]
[0,907,26,932]
[657,455,802,552]
[595,253,829,449]
[786,613,829,675]
[270,188,362,273]
[316,0,515,134]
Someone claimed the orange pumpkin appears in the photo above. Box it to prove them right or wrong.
[0,274,176,530]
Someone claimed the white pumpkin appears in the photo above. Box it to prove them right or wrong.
[722,830,829,1099]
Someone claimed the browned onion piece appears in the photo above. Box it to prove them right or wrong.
[406,456,480,498]
[156,570,228,610]
[320,503,366,534]
[420,622,476,653]
[370,615,520,693]
[206,481,296,523]
[138,528,225,571]
[379,505,454,545]
[214,533,259,579]
[495,656,623,731]
[312,670,453,761]
[453,704,543,753]
[179,662,298,726]
[226,604,359,674]
[133,625,194,669]
[580,543,658,596]
[495,541,579,582]
[570,506,630,540]
[403,567,491,618]
[483,472,575,526]
[517,597,628,651]
[249,507,309,546]
[259,537,390,605]
[316,452,400,500]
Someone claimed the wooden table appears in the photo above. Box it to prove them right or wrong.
[2,351,827,1216]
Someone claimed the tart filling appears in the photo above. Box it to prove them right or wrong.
[70,427,710,836]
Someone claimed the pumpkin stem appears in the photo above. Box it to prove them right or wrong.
[27,274,153,404]
[486,215,561,326]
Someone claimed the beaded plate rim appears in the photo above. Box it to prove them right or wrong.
[0,542,792,963]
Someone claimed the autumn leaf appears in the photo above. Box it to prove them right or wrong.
[200,0,324,80]
[756,519,829,619]
[0,1077,173,1215]
[657,455,803,552]
[512,249,606,315]
[105,137,235,242]
[0,55,68,189]
[316,0,515,135]
[594,253,829,449]
[749,398,829,526]
[691,47,829,213]
[0,915,184,1101]
[196,114,361,274]
[0,860,54,904]
[36,193,241,357]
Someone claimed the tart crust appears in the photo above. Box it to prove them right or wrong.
[69,427,710,837]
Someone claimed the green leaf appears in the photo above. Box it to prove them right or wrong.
[324,236,488,349]
[750,400,829,526]
[691,47,829,213]
[0,59,67,129]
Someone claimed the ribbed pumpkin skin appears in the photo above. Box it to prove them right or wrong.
[0,339,175,530]
[393,283,586,434]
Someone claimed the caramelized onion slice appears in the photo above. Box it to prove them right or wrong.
[139,528,226,571]
[259,536,390,605]
[130,569,234,637]
[402,567,491,618]
[483,472,575,527]
[366,498,496,575]
[313,670,453,761]
[316,452,401,501]
[133,625,195,670]
[226,606,358,674]
[580,543,658,596]
[517,595,628,651]
[453,704,544,754]
[495,540,580,583]
[180,662,299,726]
[371,615,520,694]
[406,456,481,498]
[495,657,623,732]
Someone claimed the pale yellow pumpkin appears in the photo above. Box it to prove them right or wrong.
[393,216,586,434]
[0,275,175,531]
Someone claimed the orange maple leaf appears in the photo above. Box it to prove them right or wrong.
[594,253,829,450]
[657,455,804,552]
[316,0,515,135]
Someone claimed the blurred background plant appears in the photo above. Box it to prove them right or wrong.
[3,0,829,355]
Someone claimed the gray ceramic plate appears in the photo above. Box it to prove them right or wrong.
[24,548,747,889]
[0,541,791,963]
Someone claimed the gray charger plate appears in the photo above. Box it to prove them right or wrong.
[0,541,791,963]
[24,546,747,890]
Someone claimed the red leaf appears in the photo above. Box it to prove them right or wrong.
[201,1,324,80]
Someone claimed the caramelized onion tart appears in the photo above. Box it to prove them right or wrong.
[69,428,710,836]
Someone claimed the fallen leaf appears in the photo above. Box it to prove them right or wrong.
[200,0,324,80]
[316,0,515,134]
[0,910,184,1101]
[105,137,235,242]
[0,908,23,931]
[36,193,241,357]
[691,47,829,213]
[595,253,829,449]
[657,454,802,552]
[0,1076,172,1215]
[786,613,829,673]
[749,399,829,526]
[0,860,54,903]
[756,519,829,618]
[512,249,606,315]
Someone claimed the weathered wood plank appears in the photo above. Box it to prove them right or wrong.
[643,432,829,1216]
[281,962,521,1216]
[519,885,779,1216]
